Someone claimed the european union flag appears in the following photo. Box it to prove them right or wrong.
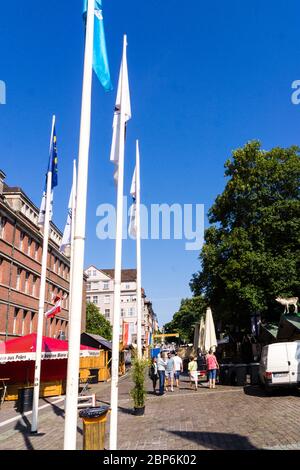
[48,126,58,188]
[83,0,112,91]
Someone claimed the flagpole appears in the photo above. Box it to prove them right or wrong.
[63,0,94,450]
[31,114,56,433]
[67,159,77,338]
[136,140,142,359]
[109,34,128,451]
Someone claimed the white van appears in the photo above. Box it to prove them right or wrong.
[259,341,300,390]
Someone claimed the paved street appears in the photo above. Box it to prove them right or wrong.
[1,372,300,450]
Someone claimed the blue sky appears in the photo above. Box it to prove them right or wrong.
[1,0,300,326]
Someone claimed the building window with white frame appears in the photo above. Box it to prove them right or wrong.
[104,295,110,304]
[0,216,6,239]
[19,231,25,250]
[32,276,37,297]
[25,272,30,295]
[13,308,18,335]
[128,307,135,317]
[92,296,98,304]
[30,312,35,334]
[103,281,109,290]
[86,282,91,290]
[105,309,110,319]
[16,268,21,291]
[87,296,91,303]
[92,269,97,276]
[121,308,125,317]
[34,241,39,261]
[27,237,32,256]
[125,284,130,290]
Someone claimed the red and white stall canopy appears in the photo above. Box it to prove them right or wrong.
[0,333,99,363]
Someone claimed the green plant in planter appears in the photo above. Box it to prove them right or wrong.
[130,357,148,414]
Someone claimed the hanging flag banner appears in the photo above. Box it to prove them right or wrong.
[83,0,112,91]
[45,296,61,319]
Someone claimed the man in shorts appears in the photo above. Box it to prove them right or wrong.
[173,351,183,389]
[165,352,175,391]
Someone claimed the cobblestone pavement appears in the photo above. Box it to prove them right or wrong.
[1,373,300,450]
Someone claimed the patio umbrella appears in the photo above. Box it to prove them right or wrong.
[199,316,206,353]
[204,307,217,353]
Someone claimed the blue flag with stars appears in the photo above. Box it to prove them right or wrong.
[83,0,112,91]
[48,126,58,188]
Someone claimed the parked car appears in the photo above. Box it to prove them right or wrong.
[259,341,300,390]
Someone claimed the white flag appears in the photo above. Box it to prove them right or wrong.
[60,188,73,254]
[128,167,137,238]
[110,37,131,185]
[38,190,53,228]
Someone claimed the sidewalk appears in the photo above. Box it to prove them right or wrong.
[1,372,300,450]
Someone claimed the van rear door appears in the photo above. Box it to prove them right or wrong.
[286,342,300,384]
[268,343,289,385]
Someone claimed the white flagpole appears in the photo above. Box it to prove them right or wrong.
[109,34,128,451]
[31,114,56,433]
[136,140,142,359]
[67,159,77,339]
[63,0,94,450]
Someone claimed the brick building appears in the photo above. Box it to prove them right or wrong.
[0,170,86,342]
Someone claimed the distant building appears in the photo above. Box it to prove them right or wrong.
[85,266,158,346]
[0,170,86,341]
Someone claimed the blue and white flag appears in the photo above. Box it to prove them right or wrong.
[38,123,58,228]
[83,0,112,91]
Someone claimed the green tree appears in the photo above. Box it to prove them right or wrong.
[164,296,207,342]
[190,141,300,328]
[86,302,113,340]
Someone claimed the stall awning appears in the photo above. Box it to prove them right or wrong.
[277,315,300,341]
[0,333,99,363]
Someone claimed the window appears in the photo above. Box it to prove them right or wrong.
[86,282,91,290]
[34,241,39,261]
[32,276,37,297]
[19,231,25,250]
[25,272,30,294]
[92,270,97,276]
[16,268,21,291]
[103,281,109,290]
[13,308,18,334]
[105,309,110,319]
[125,284,130,290]
[128,307,135,317]
[0,216,6,238]
[92,282,99,290]
[22,311,29,335]
[104,295,110,305]
[121,308,125,317]
[27,237,32,256]
[30,312,35,334]
[86,296,91,303]
[92,296,98,305]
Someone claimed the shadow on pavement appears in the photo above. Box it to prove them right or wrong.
[42,398,83,436]
[166,430,257,450]
[14,414,36,450]
[243,385,300,398]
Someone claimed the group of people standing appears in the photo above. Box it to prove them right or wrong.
[149,348,219,395]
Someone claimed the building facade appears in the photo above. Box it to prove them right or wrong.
[0,170,86,342]
[85,266,158,346]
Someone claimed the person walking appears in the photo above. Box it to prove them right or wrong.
[157,353,167,395]
[165,352,175,391]
[206,348,219,389]
[188,355,198,390]
[149,357,159,394]
[173,351,183,389]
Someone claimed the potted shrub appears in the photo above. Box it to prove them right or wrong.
[130,356,148,416]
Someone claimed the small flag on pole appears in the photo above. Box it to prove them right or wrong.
[110,37,131,184]
[45,296,61,319]
[83,0,112,91]
[128,167,137,238]
[38,125,58,227]
[60,166,76,254]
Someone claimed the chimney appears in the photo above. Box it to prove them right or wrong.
[0,170,6,196]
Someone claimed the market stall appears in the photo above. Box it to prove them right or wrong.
[0,333,99,400]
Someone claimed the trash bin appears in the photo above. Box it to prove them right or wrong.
[249,362,260,385]
[235,364,247,386]
[79,406,110,450]
[17,386,34,413]
[219,365,230,385]
[89,368,99,384]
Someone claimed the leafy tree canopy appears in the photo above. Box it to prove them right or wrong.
[86,302,112,340]
[164,296,207,342]
[190,141,300,328]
